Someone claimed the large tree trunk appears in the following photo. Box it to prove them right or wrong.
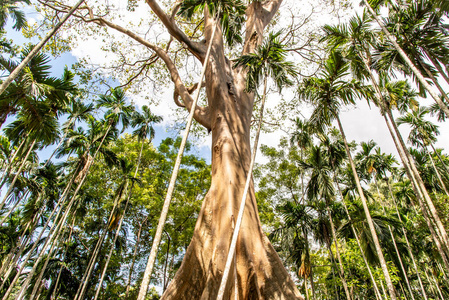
[161,5,302,299]
[161,56,301,300]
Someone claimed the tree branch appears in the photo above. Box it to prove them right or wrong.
[261,0,284,27]
[243,0,283,54]
[65,8,211,129]
[145,0,205,62]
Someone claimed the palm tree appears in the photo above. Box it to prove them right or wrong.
[124,106,161,297]
[361,0,449,118]
[0,0,85,95]
[377,1,449,101]
[74,90,133,300]
[44,98,95,165]
[299,50,398,300]
[373,149,430,300]
[356,141,418,299]
[93,158,140,300]
[301,145,352,299]
[322,13,449,268]
[0,115,118,300]
[291,118,313,197]
[396,107,449,196]
[271,200,316,299]
[0,0,30,30]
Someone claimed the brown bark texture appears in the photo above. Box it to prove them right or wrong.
[159,1,303,299]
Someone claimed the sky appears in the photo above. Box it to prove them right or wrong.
[5,0,449,167]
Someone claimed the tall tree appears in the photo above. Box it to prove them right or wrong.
[49,0,306,297]
[299,50,398,299]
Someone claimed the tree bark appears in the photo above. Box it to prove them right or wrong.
[134,1,301,298]
[160,6,302,299]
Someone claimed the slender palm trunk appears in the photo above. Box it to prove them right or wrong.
[3,153,88,300]
[0,139,36,212]
[325,237,340,298]
[1,187,76,299]
[0,0,85,95]
[426,51,449,87]
[379,280,388,300]
[373,179,415,300]
[333,172,383,300]
[15,182,82,300]
[96,137,146,298]
[386,181,428,300]
[361,0,449,118]
[327,208,352,300]
[74,229,107,300]
[50,217,77,300]
[126,215,148,298]
[425,149,449,196]
[437,262,448,281]
[0,190,29,225]
[430,144,449,174]
[29,213,77,300]
[304,278,310,300]
[74,199,119,300]
[418,58,449,106]
[0,221,30,281]
[431,273,445,300]
[362,55,449,266]
[424,269,444,300]
[335,114,397,300]
[43,128,70,167]
[382,111,449,269]
[94,184,130,300]
[0,208,41,290]
[386,107,449,254]
[0,136,27,189]
[303,228,315,299]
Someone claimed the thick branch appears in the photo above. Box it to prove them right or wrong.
[145,0,205,61]
[243,0,283,54]
[76,13,211,129]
